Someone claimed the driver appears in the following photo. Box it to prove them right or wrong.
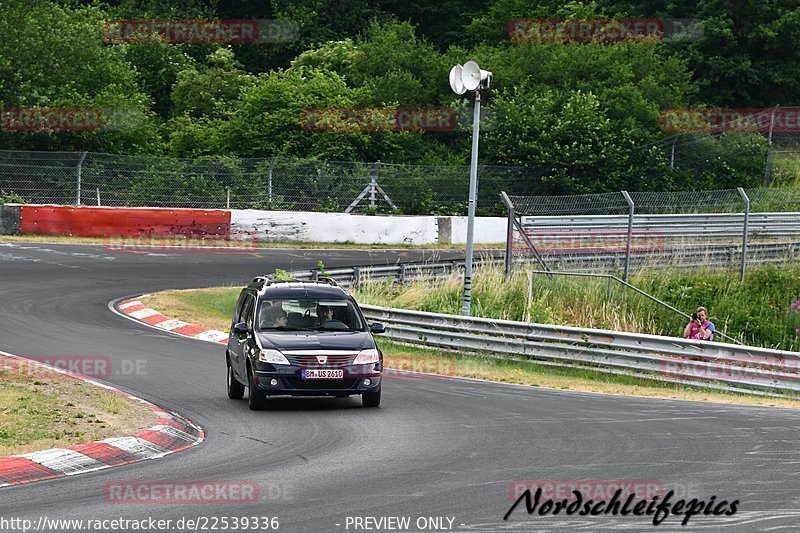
[316,305,334,325]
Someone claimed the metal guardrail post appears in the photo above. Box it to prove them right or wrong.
[353,267,361,290]
[621,190,634,282]
[76,151,88,206]
[500,191,514,277]
[737,187,750,281]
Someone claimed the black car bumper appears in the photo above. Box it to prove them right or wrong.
[253,366,381,396]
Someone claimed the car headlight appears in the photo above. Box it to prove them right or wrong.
[353,348,380,365]
[258,349,290,365]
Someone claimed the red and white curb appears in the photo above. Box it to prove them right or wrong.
[0,351,204,488]
[117,298,229,343]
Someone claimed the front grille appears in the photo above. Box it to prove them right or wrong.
[284,354,354,368]
[285,378,359,390]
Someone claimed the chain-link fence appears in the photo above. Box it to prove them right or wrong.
[0,150,549,216]
[505,188,800,275]
[650,107,800,188]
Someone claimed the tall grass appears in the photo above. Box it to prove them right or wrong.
[354,262,800,351]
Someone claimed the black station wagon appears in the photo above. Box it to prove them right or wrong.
[225,277,385,409]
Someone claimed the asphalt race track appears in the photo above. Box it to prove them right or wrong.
[1,241,800,532]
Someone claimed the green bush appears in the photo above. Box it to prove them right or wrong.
[0,190,24,205]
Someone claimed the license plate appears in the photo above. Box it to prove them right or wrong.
[302,369,344,379]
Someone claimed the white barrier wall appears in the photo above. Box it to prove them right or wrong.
[449,216,507,245]
[230,210,506,245]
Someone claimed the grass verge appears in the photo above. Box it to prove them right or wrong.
[141,287,800,409]
[0,357,159,456]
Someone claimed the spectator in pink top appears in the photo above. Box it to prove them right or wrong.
[683,306,715,341]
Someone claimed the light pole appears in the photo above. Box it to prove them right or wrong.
[449,60,492,316]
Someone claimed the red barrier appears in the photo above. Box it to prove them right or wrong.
[19,205,231,238]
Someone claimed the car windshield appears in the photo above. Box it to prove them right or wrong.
[256,297,366,332]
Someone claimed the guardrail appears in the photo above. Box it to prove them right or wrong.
[284,258,503,289]
[530,241,800,271]
[282,242,799,289]
[360,305,800,399]
[519,213,800,241]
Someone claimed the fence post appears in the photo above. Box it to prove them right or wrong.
[76,151,88,205]
[500,191,515,277]
[96,188,101,206]
[763,107,777,185]
[737,187,750,281]
[670,137,676,169]
[268,156,278,204]
[621,190,634,282]
[369,160,381,209]
[226,187,230,209]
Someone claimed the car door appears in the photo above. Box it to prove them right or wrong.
[231,292,255,382]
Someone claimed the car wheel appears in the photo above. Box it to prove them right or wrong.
[227,361,245,400]
[362,390,381,408]
[247,368,266,410]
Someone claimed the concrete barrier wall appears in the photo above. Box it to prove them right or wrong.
[3,205,507,244]
[18,205,231,238]
[449,216,506,245]
[230,210,506,245]
[0,205,20,235]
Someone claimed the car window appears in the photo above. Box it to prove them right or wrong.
[233,290,247,322]
[256,297,365,331]
[240,294,255,326]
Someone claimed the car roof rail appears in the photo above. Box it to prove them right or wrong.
[315,276,339,287]
[253,275,271,285]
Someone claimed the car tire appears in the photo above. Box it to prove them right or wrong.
[362,390,381,408]
[247,368,267,411]
[227,361,245,400]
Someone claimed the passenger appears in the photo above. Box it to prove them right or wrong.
[270,307,288,328]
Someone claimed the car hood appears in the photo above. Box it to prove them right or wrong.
[257,331,375,352]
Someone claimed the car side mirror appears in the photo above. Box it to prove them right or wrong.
[369,322,386,334]
[233,322,249,335]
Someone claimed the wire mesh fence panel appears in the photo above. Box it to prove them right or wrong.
[509,191,635,272]
[0,149,556,215]
[507,188,800,274]
[0,150,86,205]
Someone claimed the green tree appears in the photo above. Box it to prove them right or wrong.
[0,0,162,153]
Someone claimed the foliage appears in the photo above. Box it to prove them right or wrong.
[0,0,162,153]
[0,189,25,204]
[355,262,800,352]
[0,0,796,195]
